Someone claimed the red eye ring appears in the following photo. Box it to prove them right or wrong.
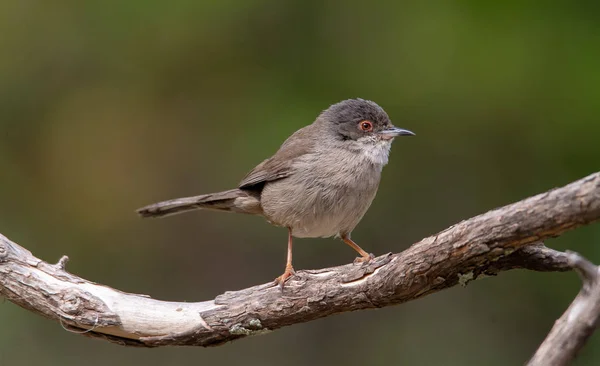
[359,120,373,132]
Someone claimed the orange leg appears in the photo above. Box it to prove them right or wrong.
[341,234,374,263]
[275,228,296,289]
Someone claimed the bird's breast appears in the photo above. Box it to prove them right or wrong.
[260,148,383,238]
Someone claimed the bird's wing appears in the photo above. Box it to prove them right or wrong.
[239,125,315,189]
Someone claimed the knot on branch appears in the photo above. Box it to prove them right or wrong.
[229,318,269,336]
[54,288,121,328]
[60,290,86,315]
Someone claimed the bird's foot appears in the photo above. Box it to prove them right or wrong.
[354,253,375,264]
[274,265,296,290]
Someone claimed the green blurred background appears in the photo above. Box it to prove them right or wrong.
[1,1,599,365]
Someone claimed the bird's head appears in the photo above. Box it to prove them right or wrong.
[318,98,414,147]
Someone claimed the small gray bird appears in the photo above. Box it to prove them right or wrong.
[137,99,414,287]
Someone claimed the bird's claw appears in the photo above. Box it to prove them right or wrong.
[274,266,296,291]
[354,253,375,264]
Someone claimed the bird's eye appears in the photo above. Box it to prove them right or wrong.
[359,121,373,132]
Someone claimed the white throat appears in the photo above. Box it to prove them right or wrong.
[359,139,392,166]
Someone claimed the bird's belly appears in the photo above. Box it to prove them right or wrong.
[290,219,340,238]
[260,168,380,238]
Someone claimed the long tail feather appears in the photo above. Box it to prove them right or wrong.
[137,189,258,218]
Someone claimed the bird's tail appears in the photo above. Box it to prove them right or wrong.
[137,189,261,218]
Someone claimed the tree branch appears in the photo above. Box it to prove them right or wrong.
[528,251,600,366]
[0,172,599,357]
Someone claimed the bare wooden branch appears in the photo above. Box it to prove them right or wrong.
[0,172,599,352]
[528,251,600,366]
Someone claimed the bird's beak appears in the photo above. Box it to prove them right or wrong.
[378,127,415,140]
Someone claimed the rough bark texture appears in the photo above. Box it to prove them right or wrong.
[528,251,600,366]
[0,172,599,361]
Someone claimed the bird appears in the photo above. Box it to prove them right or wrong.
[137,98,414,288]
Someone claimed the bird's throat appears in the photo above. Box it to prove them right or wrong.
[360,141,392,166]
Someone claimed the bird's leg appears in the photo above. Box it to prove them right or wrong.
[341,234,375,263]
[274,228,296,289]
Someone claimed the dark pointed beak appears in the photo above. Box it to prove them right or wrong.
[378,127,415,140]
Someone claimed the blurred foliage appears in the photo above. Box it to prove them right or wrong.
[1,1,599,365]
